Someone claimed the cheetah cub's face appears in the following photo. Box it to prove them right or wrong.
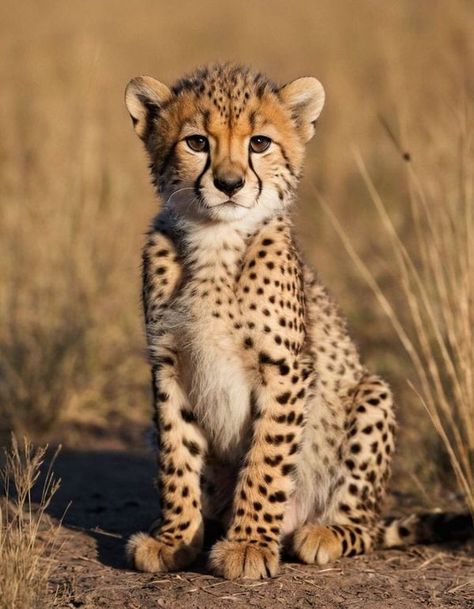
[125,65,325,222]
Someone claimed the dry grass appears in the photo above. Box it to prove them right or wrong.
[0,436,63,609]
[320,112,473,513]
[0,0,473,497]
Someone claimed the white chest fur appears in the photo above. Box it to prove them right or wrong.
[165,220,253,460]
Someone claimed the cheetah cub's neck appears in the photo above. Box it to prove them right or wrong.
[178,207,287,273]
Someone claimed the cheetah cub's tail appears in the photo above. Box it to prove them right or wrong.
[377,511,473,549]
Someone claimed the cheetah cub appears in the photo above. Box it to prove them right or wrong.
[124,64,466,580]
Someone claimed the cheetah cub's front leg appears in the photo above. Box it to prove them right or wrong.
[127,350,207,572]
[127,232,207,573]
[210,354,312,579]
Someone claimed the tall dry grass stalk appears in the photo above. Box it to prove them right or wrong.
[0,436,63,609]
[319,113,473,514]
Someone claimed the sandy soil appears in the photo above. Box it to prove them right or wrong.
[38,448,474,609]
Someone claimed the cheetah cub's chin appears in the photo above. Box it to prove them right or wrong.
[122,63,439,580]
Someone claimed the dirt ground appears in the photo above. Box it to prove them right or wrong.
[39,447,474,609]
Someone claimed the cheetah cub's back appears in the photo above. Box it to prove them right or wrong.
[124,64,472,580]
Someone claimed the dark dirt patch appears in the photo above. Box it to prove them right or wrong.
[38,448,474,609]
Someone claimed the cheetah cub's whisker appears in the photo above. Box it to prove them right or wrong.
[124,64,473,580]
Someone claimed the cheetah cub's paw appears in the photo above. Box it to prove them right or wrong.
[293,524,341,565]
[210,539,280,580]
[127,532,200,573]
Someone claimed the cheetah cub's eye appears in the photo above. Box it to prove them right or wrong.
[250,135,272,153]
[186,135,209,152]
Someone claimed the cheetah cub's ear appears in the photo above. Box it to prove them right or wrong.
[125,76,172,140]
[280,77,325,142]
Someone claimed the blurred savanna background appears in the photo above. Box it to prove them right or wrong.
[0,1,473,605]
[1,0,473,503]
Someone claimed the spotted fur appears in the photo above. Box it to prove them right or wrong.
[124,64,472,580]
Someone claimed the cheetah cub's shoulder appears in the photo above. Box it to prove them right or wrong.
[123,64,460,580]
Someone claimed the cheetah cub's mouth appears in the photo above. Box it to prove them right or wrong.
[124,64,325,224]
[214,199,248,208]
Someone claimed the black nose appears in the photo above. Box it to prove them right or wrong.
[213,175,245,197]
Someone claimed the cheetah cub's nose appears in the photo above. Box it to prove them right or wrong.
[213,173,245,197]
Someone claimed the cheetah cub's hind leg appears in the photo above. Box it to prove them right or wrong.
[293,375,395,565]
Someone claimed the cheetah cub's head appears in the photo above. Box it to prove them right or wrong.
[125,64,324,223]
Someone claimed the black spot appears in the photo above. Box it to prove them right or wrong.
[183,439,201,456]
[279,363,290,376]
[264,454,284,467]
[288,443,299,455]
[281,463,295,476]
[276,392,291,405]
[244,337,253,349]
[367,471,376,483]
[156,356,175,367]
[180,408,195,423]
